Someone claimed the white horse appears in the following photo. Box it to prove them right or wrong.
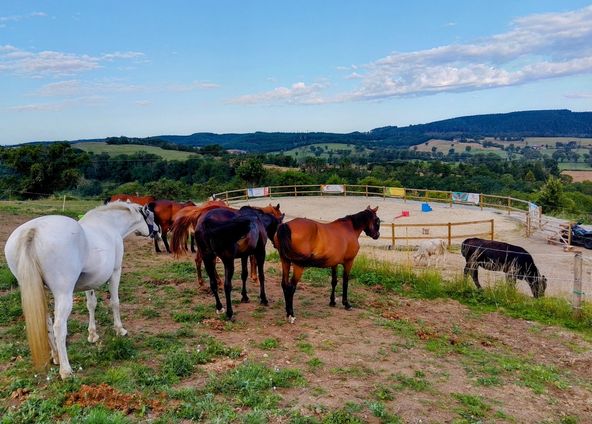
[4,201,156,379]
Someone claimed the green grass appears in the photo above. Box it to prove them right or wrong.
[0,199,100,218]
[258,337,280,350]
[352,255,592,337]
[74,142,198,161]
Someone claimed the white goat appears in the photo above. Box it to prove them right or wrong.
[413,239,447,266]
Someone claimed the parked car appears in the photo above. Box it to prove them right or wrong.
[562,223,592,249]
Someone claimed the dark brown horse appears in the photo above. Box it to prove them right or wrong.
[148,199,196,253]
[274,206,380,323]
[104,194,155,206]
[192,205,283,320]
[171,203,283,287]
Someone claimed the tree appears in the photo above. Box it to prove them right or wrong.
[236,158,266,185]
[538,177,564,213]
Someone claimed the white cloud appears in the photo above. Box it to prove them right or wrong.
[7,96,106,112]
[229,82,328,105]
[564,92,592,99]
[0,46,145,77]
[166,81,220,92]
[0,11,47,25]
[234,5,592,105]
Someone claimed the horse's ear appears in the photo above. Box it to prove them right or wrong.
[371,206,379,212]
[275,203,280,210]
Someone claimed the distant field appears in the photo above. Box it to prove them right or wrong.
[280,143,371,158]
[414,139,508,158]
[73,142,198,161]
[562,170,592,182]
[558,162,592,170]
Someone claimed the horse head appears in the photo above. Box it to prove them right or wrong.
[140,204,159,238]
[363,206,381,240]
[530,274,547,298]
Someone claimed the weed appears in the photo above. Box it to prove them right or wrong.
[392,371,430,392]
[140,308,160,319]
[0,264,17,290]
[163,348,196,378]
[297,341,314,355]
[321,408,364,424]
[453,393,491,420]
[259,337,280,350]
[0,290,22,325]
[307,357,324,371]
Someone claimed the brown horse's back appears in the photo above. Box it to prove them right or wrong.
[107,194,155,205]
[277,218,358,268]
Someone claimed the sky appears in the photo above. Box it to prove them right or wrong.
[1,0,592,145]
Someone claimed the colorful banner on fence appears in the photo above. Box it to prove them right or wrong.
[384,187,406,197]
[321,184,345,193]
[247,187,269,197]
[452,192,480,205]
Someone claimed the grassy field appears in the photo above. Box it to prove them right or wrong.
[1,203,592,423]
[73,142,198,161]
[280,143,371,159]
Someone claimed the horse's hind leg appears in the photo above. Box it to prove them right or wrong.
[222,257,235,320]
[464,263,481,290]
[53,293,74,379]
[250,255,258,285]
[255,250,268,305]
[329,266,338,307]
[240,256,250,303]
[282,263,303,324]
[85,290,100,342]
[46,314,58,365]
[108,268,127,336]
[162,230,172,254]
[204,254,224,314]
[342,261,353,310]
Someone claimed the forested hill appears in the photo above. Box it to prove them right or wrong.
[69,109,592,152]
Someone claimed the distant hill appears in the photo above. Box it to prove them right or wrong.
[68,109,592,153]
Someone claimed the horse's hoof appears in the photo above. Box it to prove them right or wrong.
[87,333,99,343]
[241,297,250,303]
[60,368,74,380]
[216,308,225,315]
[344,303,352,310]
[287,315,296,324]
[260,299,269,306]
[329,301,336,307]
[115,327,128,337]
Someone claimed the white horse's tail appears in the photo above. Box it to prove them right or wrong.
[15,228,50,370]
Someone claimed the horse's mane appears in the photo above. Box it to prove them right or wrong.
[338,209,374,230]
[83,201,139,218]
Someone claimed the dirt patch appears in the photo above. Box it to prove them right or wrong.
[562,170,592,182]
[65,383,163,415]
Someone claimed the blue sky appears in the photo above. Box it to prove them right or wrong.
[1,1,592,145]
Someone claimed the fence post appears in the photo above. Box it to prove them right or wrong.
[62,194,66,211]
[383,186,386,199]
[269,186,273,199]
[507,197,511,215]
[294,186,297,197]
[449,192,453,208]
[538,206,542,229]
[573,252,583,319]
[490,219,495,240]
[365,185,368,197]
[568,223,572,246]
[344,185,347,196]
[525,212,530,237]
[447,222,452,247]
[391,223,395,249]
[479,193,483,211]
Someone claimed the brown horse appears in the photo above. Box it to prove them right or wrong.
[171,203,283,287]
[274,206,380,323]
[104,194,155,205]
[148,199,196,253]
[192,205,284,320]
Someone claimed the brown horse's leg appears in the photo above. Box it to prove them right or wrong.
[222,256,235,320]
[342,261,353,310]
[190,234,196,253]
[153,233,162,253]
[203,254,224,313]
[282,263,303,323]
[194,250,205,286]
[329,266,338,307]
[240,256,250,303]
[255,249,268,305]
[250,255,258,285]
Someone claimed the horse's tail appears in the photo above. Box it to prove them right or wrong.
[170,209,200,256]
[14,228,51,370]
[275,223,309,262]
[205,217,252,246]
[103,197,112,205]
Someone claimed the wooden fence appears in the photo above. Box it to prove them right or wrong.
[212,184,534,246]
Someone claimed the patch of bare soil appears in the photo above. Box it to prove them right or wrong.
[65,383,163,414]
